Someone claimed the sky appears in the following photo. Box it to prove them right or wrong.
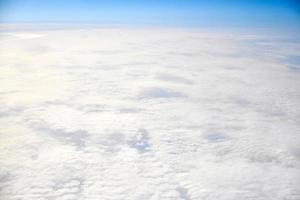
[0,0,300,27]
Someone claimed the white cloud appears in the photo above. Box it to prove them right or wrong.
[0,25,300,200]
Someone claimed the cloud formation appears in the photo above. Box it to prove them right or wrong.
[0,25,300,200]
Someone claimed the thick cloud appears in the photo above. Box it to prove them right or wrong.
[0,25,300,200]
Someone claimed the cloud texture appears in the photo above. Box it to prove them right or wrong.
[0,25,300,200]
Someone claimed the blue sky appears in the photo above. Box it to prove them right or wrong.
[1,0,300,27]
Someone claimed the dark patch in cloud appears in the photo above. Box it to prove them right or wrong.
[292,147,300,161]
[167,51,199,57]
[177,187,191,200]
[106,132,126,146]
[127,129,150,153]
[42,100,69,106]
[138,87,185,99]
[95,132,126,152]
[288,65,300,72]
[256,107,287,118]
[156,73,194,85]
[283,55,300,72]
[224,66,245,71]
[31,123,88,150]
[78,103,107,113]
[248,152,281,164]
[205,132,227,143]
[235,98,251,107]
[52,178,84,199]
[123,61,157,67]
[52,129,88,149]
[0,171,11,185]
[0,106,24,118]
[0,171,14,194]
[119,108,142,113]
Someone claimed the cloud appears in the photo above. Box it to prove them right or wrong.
[138,87,185,99]
[156,73,194,85]
[127,129,151,153]
[204,131,227,143]
[0,25,300,200]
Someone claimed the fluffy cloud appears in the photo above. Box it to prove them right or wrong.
[0,25,300,200]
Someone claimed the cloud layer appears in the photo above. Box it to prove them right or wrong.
[0,25,300,200]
